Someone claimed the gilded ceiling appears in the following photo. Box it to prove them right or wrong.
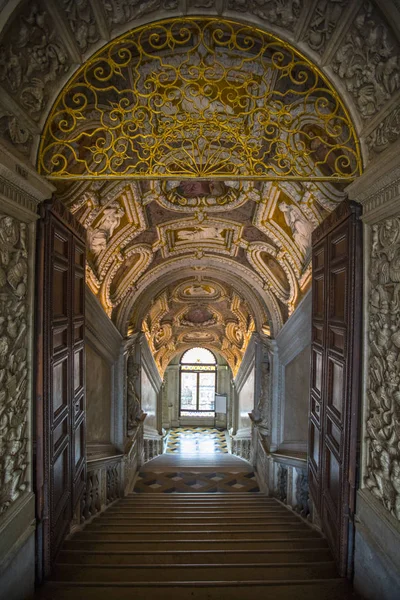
[60,172,346,372]
[39,18,361,181]
[6,0,398,374]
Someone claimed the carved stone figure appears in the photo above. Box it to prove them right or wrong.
[126,356,143,435]
[88,202,125,255]
[276,464,288,502]
[256,355,271,434]
[367,107,400,159]
[0,109,32,155]
[295,468,310,517]
[63,0,100,53]
[365,217,400,521]
[96,202,125,237]
[0,215,28,515]
[332,2,400,119]
[279,201,313,254]
[0,3,69,119]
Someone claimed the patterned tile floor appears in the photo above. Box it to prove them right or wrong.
[133,427,260,493]
[133,470,260,493]
[166,427,229,454]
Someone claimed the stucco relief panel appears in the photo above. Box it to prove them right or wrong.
[0,1,71,121]
[332,1,400,120]
[365,216,400,520]
[0,215,30,515]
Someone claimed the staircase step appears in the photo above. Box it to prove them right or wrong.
[72,529,321,541]
[63,538,329,552]
[58,547,333,565]
[51,562,338,583]
[96,516,301,526]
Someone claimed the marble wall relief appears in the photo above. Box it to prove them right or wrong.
[0,215,29,515]
[365,216,400,520]
[332,1,400,120]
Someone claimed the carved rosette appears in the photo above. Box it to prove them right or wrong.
[0,215,29,515]
[365,217,400,520]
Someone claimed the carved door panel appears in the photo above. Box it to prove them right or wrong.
[35,199,86,580]
[308,201,362,578]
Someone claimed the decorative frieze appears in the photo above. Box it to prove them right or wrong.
[0,175,40,214]
[100,0,179,27]
[0,215,29,515]
[302,0,349,55]
[227,0,303,32]
[365,216,400,521]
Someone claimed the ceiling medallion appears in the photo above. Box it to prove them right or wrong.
[38,18,361,181]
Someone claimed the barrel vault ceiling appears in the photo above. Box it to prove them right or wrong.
[57,175,345,374]
[4,0,395,373]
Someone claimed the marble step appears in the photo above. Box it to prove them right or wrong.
[72,528,321,541]
[96,516,301,526]
[57,547,334,565]
[51,561,338,583]
[62,537,329,552]
[104,508,289,515]
[38,579,355,600]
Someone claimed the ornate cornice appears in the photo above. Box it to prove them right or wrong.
[0,174,39,215]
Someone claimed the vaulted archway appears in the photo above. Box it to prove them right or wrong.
[0,3,399,599]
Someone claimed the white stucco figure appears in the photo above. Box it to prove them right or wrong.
[278,202,313,254]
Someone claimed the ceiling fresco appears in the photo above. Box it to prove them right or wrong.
[58,172,346,373]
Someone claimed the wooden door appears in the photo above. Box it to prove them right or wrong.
[308,201,362,578]
[35,199,86,580]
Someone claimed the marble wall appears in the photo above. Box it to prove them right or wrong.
[141,365,157,433]
[273,292,311,453]
[283,345,311,449]
[86,344,111,444]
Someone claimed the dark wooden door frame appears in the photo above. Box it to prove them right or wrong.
[34,198,86,582]
[308,200,362,578]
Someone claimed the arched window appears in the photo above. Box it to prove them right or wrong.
[180,348,216,416]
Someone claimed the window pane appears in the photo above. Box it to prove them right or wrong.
[199,372,215,411]
[181,347,216,364]
[181,372,197,410]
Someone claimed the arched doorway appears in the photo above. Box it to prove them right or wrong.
[0,3,398,599]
